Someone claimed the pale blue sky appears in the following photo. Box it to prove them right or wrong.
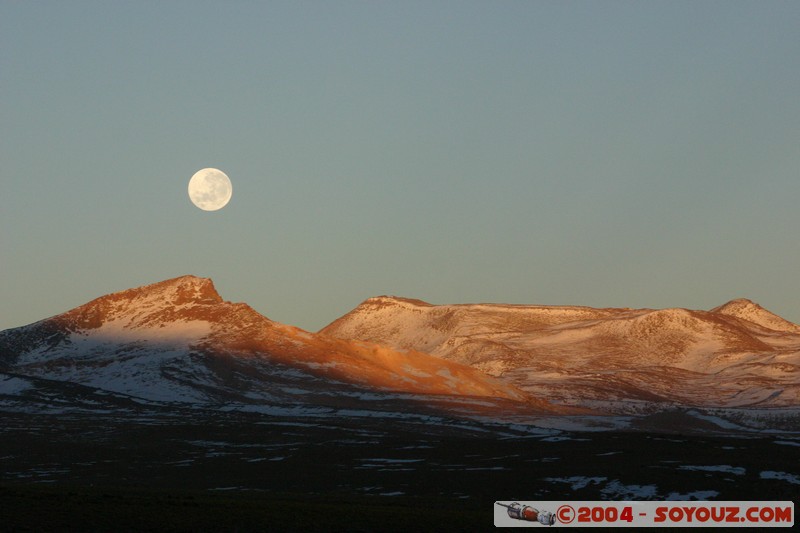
[2,1,799,331]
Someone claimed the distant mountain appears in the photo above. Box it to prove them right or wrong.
[711,298,800,334]
[320,296,800,412]
[0,276,532,413]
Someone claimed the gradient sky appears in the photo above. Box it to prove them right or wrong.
[2,1,799,332]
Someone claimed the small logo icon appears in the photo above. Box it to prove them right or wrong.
[496,502,556,525]
[557,504,576,524]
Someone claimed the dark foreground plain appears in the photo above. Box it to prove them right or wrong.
[2,409,798,532]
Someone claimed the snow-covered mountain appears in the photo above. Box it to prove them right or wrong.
[2,281,798,514]
[0,276,531,411]
[320,296,800,412]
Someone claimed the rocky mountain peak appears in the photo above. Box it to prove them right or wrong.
[106,275,223,307]
[362,296,432,309]
[711,298,800,333]
[41,276,225,332]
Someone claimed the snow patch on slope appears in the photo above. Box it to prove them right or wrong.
[0,375,33,395]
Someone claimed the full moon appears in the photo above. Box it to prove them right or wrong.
[188,168,232,211]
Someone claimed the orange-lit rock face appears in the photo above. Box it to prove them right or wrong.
[321,296,800,410]
[51,276,226,332]
[262,326,528,400]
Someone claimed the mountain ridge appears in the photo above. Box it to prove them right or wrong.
[4,277,799,422]
[0,276,533,410]
[321,294,800,411]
